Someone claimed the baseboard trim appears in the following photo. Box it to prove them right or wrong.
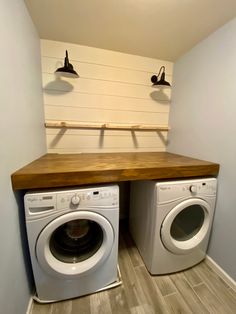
[26,297,33,314]
[206,255,236,291]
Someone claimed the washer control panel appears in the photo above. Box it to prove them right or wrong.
[24,185,119,215]
[157,178,217,203]
[56,188,118,210]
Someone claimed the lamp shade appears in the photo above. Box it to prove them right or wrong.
[55,50,79,78]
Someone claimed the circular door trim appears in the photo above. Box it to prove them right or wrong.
[36,211,114,278]
[161,198,211,255]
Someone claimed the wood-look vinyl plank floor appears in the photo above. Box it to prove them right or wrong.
[163,292,192,314]
[193,262,236,313]
[153,275,177,297]
[30,227,236,314]
[182,267,202,287]
[71,295,91,314]
[168,272,209,314]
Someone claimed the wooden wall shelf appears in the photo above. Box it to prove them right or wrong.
[45,120,170,131]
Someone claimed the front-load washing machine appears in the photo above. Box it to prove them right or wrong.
[24,185,119,302]
[129,178,217,274]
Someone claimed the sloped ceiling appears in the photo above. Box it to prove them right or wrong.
[25,0,236,61]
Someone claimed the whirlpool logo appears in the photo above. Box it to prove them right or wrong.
[160,186,171,191]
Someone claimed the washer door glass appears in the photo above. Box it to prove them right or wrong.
[36,211,114,278]
[49,219,103,263]
[161,198,211,254]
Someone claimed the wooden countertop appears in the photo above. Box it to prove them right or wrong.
[11,152,219,190]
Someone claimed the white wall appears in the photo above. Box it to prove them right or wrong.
[0,1,46,313]
[41,40,172,153]
[168,18,236,280]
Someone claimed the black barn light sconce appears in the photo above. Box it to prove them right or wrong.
[55,50,79,78]
[151,66,171,87]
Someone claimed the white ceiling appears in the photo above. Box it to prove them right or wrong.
[25,0,236,61]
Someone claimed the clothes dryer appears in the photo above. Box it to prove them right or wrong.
[24,185,119,302]
[129,178,217,274]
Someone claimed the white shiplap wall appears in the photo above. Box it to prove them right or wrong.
[41,40,173,153]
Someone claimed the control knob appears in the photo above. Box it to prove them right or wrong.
[189,185,197,194]
[71,194,80,205]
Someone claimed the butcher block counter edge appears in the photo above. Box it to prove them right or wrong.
[11,152,219,190]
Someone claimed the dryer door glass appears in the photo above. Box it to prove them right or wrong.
[49,219,103,263]
[170,205,204,241]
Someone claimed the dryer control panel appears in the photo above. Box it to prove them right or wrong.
[24,185,119,216]
[157,178,217,203]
